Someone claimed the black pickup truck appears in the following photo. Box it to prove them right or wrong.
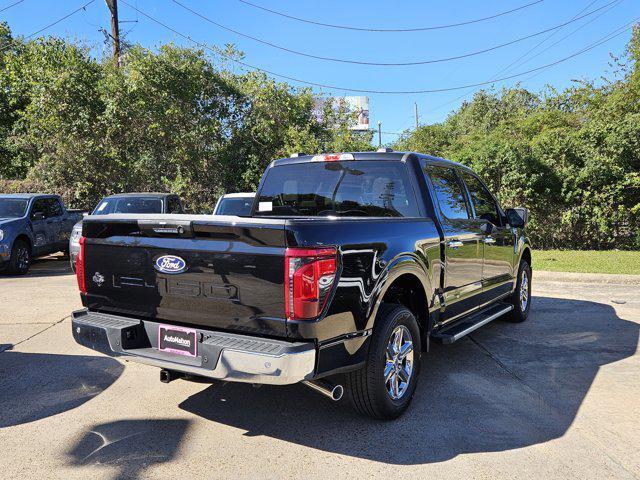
[71,150,532,419]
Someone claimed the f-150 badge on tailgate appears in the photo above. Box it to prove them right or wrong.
[154,255,187,274]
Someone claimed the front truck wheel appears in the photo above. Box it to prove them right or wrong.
[7,239,31,275]
[346,303,421,420]
[507,259,532,323]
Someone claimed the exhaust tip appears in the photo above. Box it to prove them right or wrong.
[331,384,344,401]
[302,380,344,401]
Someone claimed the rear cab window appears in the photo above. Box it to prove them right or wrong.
[255,160,420,217]
[93,197,164,215]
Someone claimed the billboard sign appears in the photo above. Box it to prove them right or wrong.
[314,96,370,131]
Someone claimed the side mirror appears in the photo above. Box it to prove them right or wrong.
[506,207,528,228]
[31,211,45,221]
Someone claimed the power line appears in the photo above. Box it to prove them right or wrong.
[507,0,625,73]
[171,0,618,67]
[431,0,622,114]
[430,0,604,113]
[0,0,24,13]
[0,0,96,55]
[510,0,625,86]
[121,0,638,95]
[493,0,604,79]
[21,0,96,40]
[237,0,545,33]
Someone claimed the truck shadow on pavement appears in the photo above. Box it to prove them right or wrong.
[179,296,638,464]
[66,419,191,480]
[0,254,72,278]
[0,349,123,428]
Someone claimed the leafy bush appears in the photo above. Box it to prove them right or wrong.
[395,27,640,250]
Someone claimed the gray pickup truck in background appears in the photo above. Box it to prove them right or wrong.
[0,194,84,275]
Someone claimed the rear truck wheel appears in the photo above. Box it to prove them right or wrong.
[346,303,421,420]
[7,239,31,275]
[507,260,531,323]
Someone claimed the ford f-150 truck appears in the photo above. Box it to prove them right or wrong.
[71,150,532,419]
[0,194,84,275]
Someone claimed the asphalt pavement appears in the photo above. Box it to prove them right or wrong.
[0,254,638,479]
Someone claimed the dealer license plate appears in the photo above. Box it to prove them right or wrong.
[158,325,197,357]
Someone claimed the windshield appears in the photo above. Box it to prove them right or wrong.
[215,197,254,216]
[0,199,28,218]
[92,197,163,215]
[256,161,419,217]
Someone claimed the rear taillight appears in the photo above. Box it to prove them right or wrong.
[284,247,337,320]
[76,236,86,294]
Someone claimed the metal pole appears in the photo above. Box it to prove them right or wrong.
[414,102,419,129]
[377,121,382,148]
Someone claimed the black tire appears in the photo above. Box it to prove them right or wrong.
[346,303,421,420]
[7,239,31,275]
[507,260,531,323]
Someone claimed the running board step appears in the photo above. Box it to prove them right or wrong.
[431,302,513,344]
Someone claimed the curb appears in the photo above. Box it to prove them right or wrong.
[535,270,640,285]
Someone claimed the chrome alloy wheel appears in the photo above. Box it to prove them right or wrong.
[16,245,29,271]
[384,325,414,400]
[520,268,529,312]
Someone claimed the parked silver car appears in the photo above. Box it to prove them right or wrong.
[69,193,184,271]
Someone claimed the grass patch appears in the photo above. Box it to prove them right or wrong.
[532,250,640,275]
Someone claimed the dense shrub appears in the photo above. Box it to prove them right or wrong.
[394,27,640,250]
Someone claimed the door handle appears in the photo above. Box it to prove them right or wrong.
[448,240,464,249]
[483,236,496,244]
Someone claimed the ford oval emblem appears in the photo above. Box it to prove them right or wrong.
[154,255,187,274]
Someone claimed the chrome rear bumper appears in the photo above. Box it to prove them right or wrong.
[71,309,316,385]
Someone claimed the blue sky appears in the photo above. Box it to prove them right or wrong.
[2,0,639,144]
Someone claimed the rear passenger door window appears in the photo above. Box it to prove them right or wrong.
[424,166,471,220]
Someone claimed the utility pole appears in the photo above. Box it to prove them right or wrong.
[414,102,419,129]
[377,121,382,148]
[105,0,120,67]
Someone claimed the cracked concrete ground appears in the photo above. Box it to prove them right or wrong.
[0,255,639,479]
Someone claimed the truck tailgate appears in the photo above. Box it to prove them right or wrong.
[81,214,288,337]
